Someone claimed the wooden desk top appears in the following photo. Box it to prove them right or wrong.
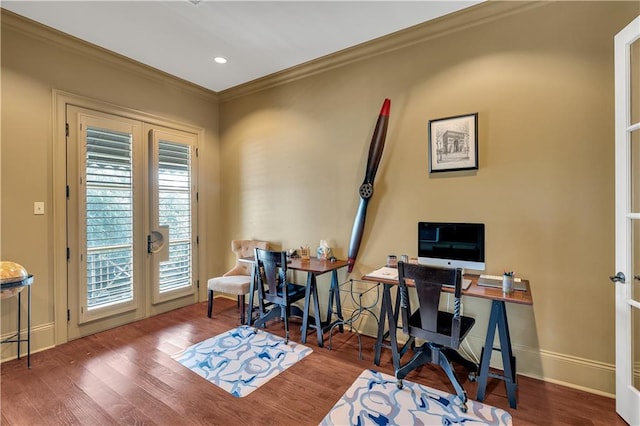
[288,257,349,274]
[241,256,349,274]
[361,272,533,306]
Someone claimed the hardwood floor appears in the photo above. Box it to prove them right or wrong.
[1,298,628,425]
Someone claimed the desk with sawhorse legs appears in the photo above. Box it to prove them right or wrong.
[361,272,533,409]
[246,256,349,347]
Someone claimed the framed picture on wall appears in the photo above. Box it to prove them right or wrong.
[428,113,478,173]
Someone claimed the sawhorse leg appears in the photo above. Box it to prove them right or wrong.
[301,272,324,347]
[373,283,401,371]
[476,300,518,408]
[325,270,344,333]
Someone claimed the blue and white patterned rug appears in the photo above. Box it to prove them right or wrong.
[173,325,312,397]
[321,369,512,425]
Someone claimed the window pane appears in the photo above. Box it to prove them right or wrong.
[85,127,134,309]
[158,141,192,293]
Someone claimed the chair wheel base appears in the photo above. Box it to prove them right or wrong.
[468,372,477,382]
[396,380,403,390]
[454,395,468,413]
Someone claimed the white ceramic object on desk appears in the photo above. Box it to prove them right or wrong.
[317,246,332,260]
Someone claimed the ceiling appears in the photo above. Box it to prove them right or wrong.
[2,1,482,93]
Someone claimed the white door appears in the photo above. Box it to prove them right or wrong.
[66,106,198,339]
[148,128,198,305]
[613,15,640,425]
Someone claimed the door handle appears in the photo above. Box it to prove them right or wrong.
[609,272,626,283]
[148,225,170,262]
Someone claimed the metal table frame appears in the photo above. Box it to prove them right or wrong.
[1,275,33,368]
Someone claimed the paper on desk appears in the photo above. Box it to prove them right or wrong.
[367,266,399,280]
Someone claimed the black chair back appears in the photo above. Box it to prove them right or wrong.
[255,248,289,306]
[395,261,476,412]
[253,248,306,343]
[398,261,464,348]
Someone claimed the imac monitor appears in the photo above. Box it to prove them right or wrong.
[418,222,485,272]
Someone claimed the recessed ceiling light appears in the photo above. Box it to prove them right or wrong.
[214,57,227,64]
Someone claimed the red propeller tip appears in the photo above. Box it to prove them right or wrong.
[379,98,390,116]
[347,258,355,273]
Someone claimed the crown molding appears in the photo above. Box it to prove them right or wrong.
[0,8,218,103]
[218,1,549,103]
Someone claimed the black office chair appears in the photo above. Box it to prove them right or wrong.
[395,262,478,412]
[253,248,307,343]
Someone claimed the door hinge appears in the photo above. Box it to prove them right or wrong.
[65,123,69,137]
[66,247,70,260]
[196,192,199,202]
[196,235,199,245]
[66,185,70,199]
[197,279,200,289]
[67,309,70,321]
[195,147,199,157]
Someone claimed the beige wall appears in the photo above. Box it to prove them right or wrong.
[1,12,222,352]
[218,1,639,395]
[2,1,638,396]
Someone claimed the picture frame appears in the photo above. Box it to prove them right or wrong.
[428,112,478,173]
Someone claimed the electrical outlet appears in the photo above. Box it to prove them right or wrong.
[34,202,45,215]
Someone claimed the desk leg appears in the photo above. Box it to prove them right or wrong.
[373,284,401,370]
[387,287,400,371]
[301,272,323,347]
[476,300,518,409]
[301,273,313,344]
[325,270,344,333]
[310,274,324,347]
[374,284,389,366]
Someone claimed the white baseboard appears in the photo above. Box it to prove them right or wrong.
[340,307,617,397]
[1,322,56,362]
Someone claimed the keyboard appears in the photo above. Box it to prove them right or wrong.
[442,278,472,291]
[477,274,527,291]
[479,274,522,282]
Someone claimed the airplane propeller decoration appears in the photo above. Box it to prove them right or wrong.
[347,98,391,273]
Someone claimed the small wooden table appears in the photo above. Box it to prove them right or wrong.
[361,271,533,409]
[245,256,349,348]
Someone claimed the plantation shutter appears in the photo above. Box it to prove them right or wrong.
[157,141,192,293]
[84,126,134,309]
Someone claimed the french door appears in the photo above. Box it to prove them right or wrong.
[66,106,198,339]
[613,15,640,425]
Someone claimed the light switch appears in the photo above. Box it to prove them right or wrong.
[34,202,45,215]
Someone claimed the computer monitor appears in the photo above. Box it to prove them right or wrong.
[417,222,485,272]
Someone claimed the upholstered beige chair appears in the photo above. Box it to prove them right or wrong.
[207,239,269,324]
